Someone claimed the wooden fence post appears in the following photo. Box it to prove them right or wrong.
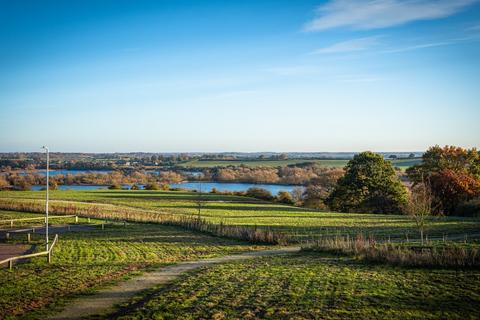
[101,223,104,230]
[5,233,9,240]
[88,217,91,223]
[75,216,78,223]
[48,251,51,264]
[27,233,31,243]
[10,220,13,228]
[9,260,13,270]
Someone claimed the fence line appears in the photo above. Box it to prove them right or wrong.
[0,198,288,245]
[0,234,59,270]
[0,215,78,227]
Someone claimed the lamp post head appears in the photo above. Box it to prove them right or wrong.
[41,146,49,152]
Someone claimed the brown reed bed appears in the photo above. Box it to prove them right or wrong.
[303,234,480,268]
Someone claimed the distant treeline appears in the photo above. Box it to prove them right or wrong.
[0,164,347,190]
[194,166,345,185]
[0,170,184,190]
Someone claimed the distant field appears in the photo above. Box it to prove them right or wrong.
[1,190,478,242]
[112,253,480,320]
[0,220,264,319]
[179,158,421,170]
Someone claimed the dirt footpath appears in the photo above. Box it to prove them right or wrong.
[48,246,301,320]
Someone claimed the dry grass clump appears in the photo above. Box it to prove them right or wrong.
[0,198,288,245]
[304,234,479,268]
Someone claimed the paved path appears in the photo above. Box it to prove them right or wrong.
[48,246,301,320]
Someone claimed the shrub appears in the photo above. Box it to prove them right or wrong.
[144,183,160,190]
[303,169,344,209]
[108,184,121,190]
[276,191,294,205]
[15,181,31,191]
[245,187,273,201]
[456,198,480,217]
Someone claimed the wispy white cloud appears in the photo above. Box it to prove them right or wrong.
[383,41,453,53]
[311,36,381,54]
[466,23,480,31]
[383,34,480,53]
[305,0,478,31]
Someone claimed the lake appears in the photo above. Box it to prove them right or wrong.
[170,182,301,194]
[31,181,302,194]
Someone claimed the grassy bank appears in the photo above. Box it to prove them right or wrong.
[1,190,479,243]
[107,252,480,320]
[0,221,266,319]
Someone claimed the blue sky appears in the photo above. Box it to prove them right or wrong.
[1,0,479,152]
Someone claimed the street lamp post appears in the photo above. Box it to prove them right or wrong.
[42,146,49,251]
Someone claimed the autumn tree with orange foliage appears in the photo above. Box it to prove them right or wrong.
[407,145,480,215]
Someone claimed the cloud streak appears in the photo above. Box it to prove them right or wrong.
[311,36,381,54]
[383,41,453,53]
[383,34,480,53]
[305,0,478,31]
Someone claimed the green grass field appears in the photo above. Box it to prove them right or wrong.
[1,190,479,319]
[178,158,421,170]
[0,217,266,319]
[109,252,480,320]
[1,190,479,243]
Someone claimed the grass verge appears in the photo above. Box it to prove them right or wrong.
[105,252,480,320]
[0,223,268,319]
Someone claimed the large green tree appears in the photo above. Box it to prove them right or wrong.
[326,152,408,214]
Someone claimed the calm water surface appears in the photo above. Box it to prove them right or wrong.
[31,182,301,194]
[171,182,301,194]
